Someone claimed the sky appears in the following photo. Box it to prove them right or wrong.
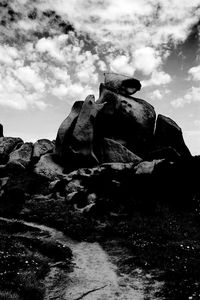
[0,0,200,154]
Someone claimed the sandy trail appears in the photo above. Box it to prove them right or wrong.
[0,217,164,300]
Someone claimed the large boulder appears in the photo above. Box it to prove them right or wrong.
[104,72,141,96]
[55,101,83,160]
[0,137,23,164]
[154,114,191,158]
[98,138,142,164]
[33,139,54,163]
[6,142,33,171]
[96,85,156,157]
[69,95,104,168]
[0,124,3,137]
[34,153,64,180]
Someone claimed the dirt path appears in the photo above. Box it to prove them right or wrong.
[0,217,164,300]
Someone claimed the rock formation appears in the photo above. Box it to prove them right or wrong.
[55,72,191,170]
[0,72,196,216]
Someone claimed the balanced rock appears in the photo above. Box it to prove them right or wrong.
[154,114,191,158]
[0,137,23,164]
[55,101,83,161]
[33,139,54,163]
[104,72,141,96]
[34,153,64,180]
[7,142,33,170]
[0,124,3,137]
[96,85,156,157]
[99,138,142,164]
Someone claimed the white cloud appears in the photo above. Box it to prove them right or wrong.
[171,86,200,108]
[14,66,45,92]
[0,45,19,66]
[194,120,200,127]
[134,47,161,75]
[0,0,200,111]
[108,55,134,76]
[188,65,200,81]
[36,36,66,62]
[151,89,162,100]
[142,71,171,87]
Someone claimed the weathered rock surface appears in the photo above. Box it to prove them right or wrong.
[34,153,64,180]
[33,139,54,163]
[104,72,141,96]
[96,85,156,157]
[0,124,3,137]
[134,159,165,175]
[154,114,191,158]
[55,101,83,160]
[99,138,142,164]
[6,142,33,171]
[70,95,104,168]
[0,137,23,164]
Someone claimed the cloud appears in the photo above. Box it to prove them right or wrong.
[171,86,200,108]
[0,0,199,111]
[194,120,200,127]
[188,65,200,81]
[134,47,162,76]
[142,71,171,87]
[14,66,45,92]
[36,35,67,62]
[108,55,134,76]
[151,89,162,100]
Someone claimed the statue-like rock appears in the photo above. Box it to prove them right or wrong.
[55,101,83,160]
[154,114,191,158]
[7,142,33,170]
[70,95,104,168]
[0,124,3,137]
[33,139,54,163]
[96,85,156,157]
[99,138,142,164]
[104,72,141,96]
[0,137,23,164]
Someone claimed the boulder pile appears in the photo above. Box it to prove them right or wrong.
[55,73,191,171]
[0,73,198,216]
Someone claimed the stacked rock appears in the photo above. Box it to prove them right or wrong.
[55,73,191,171]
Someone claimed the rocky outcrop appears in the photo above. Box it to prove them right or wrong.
[0,137,23,164]
[55,73,190,170]
[33,139,54,163]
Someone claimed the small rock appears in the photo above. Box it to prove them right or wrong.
[7,142,33,169]
[0,137,24,164]
[0,124,3,137]
[33,139,54,163]
[34,153,64,180]
[99,138,142,164]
